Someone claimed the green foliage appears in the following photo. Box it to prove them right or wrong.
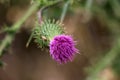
[31,0,59,7]
[112,54,120,75]
[0,61,4,67]
[0,3,39,66]
[85,0,120,80]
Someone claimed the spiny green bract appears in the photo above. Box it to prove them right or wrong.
[33,19,64,48]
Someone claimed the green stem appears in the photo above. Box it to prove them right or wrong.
[0,3,39,56]
[11,3,39,31]
[60,1,70,23]
[26,0,64,47]
[86,38,120,80]
[85,0,93,12]
[26,31,34,47]
[0,35,12,56]
[40,0,63,16]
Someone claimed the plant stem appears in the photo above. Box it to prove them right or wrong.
[60,1,70,23]
[0,3,39,56]
[37,0,63,22]
[0,35,12,56]
[26,0,64,47]
[85,0,93,11]
[86,38,120,80]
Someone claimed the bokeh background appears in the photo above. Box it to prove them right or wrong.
[0,0,120,80]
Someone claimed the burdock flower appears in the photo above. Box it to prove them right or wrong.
[50,35,78,64]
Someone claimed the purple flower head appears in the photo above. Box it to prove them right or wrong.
[49,35,78,64]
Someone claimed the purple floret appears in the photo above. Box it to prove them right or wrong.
[49,35,78,64]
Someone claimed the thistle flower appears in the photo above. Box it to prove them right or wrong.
[27,19,79,64]
[50,35,78,64]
